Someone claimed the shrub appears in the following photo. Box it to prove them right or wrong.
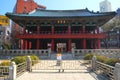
[84,54,94,60]
[11,56,26,64]
[105,58,120,66]
[30,55,39,61]
[12,55,39,65]
[0,61,10,66]
[96,56,108,63]
[30,55,39,65]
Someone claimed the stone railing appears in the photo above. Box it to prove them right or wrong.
[0,66,9,80]
[72,48,120,58]
[0,49,51,59]
[95,61,114,80]
[8,56,32,80]
[92,56,120,80]
[17,62,27,77]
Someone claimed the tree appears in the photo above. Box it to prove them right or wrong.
[102,15,120,31]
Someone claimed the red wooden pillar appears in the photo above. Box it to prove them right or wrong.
[94,39,97,49]
[22,39,25,49]
[37,39,40,49]
[52,26,54,34]
[68,25,71,34]
[27,40,29,49]
[51,39,54,51]
[97,39,101,49]
[82,26,86,33]
[83,39,86,49]
[29,41,32,49]
[68,39,71,51]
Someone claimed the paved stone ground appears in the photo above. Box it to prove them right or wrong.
[16,70,96,80]
[16,60,97,80]
[16,54,106,80]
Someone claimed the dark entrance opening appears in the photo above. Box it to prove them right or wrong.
[55,39,68,52]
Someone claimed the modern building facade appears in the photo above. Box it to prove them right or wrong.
[11,0,46,49]
[99,0,112,12]
[12,0,46,32]
[0,15,10,49]
[6,9,116,52]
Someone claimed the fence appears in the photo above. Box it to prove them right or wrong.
[32,60,87,71]
[95,61,114,80]
[91,56,120,80]
[16,62,27,77]
[0,49,51,59]
[0,66,9,80]
[72,49,120,58]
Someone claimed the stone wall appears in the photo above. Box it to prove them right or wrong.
[72,49,120,58]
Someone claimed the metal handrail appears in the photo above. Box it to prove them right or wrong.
[17,62,27,77]
[95,61,115,80]
[0,66,9,76]
[0,66,9,80]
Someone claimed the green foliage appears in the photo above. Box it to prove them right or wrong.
[30,55,39,65]
[84,54,94,60]
[12,56,26,64]
[105,58,120,66]
[3,43,11,50]
[0,61,10,66]
[84,53,120,66]
[96,56,108,63]
[102,15,120,31]
[12,55,39,65]
[30,55,39,61]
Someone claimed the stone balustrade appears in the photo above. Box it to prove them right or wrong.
[91,56,120,80]
[72,49,120,58]
[0,49,51,59]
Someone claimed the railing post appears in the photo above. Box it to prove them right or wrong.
[27,56,32,72]
[92,56,96,71]
[9,62,16,80]
[114,63,120,80]
[71,48,75,57]
[48,48,51,57]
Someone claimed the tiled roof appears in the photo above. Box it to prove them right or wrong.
[6,8,116,18]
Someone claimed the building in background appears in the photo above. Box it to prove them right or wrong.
[12,0,46,32]
[6,9,116,52]
[11,0,46,49]
[0,15,10,49]
[99,0,112,12]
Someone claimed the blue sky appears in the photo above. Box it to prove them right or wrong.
[0,0,120,15]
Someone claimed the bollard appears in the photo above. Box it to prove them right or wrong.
[114,63,120,80]
[9,62,16,80]
[27,56,32,72]
[92,56,96,71]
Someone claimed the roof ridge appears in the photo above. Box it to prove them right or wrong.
[36,9,88,12]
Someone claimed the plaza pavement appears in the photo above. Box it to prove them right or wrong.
[16,60,97,80]
[16,70,96,80]
[16,54,107,80]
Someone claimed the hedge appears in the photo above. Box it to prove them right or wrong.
[84,53,120,66]
[0,61,10,66]
[12,55,39,65]
[84,54,94,60]
[105,58,120,66]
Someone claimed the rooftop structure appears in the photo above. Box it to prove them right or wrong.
[99,0,112,12]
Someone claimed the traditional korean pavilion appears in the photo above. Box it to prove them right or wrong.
[6,8,116,52]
